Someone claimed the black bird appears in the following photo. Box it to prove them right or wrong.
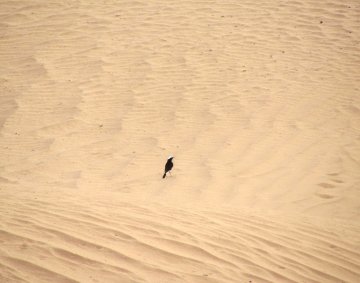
[163,156,174,178]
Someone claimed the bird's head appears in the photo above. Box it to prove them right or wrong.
[168,156,174,160]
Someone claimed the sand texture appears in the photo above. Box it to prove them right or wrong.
[0,0,360,282]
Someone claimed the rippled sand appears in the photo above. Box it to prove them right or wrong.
[1,0,359,282]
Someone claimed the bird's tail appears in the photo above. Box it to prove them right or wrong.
[162,172,166,178]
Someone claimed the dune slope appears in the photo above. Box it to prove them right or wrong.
[0,0,359,282]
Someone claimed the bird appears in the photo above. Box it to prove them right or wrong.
[163,156,174,178]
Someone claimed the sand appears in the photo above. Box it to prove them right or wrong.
[0,0,359,282]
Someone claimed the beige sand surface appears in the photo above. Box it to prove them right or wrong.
[1,0,359,282]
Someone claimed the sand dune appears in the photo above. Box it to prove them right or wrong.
[0,0,359,282]
[1,192,359,283]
